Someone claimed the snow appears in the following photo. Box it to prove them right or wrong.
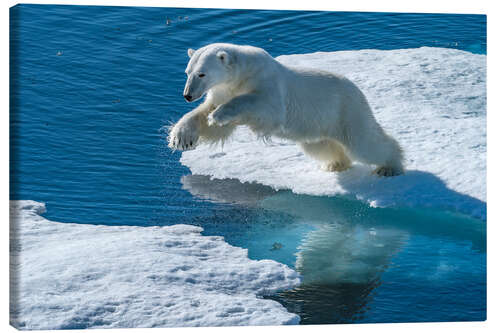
[181,47,486,220]
[9,200,301,329]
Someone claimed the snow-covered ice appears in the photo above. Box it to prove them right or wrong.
[181,47,486,219]
[9,201,301,329]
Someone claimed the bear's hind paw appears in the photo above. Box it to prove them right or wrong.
[373,166,402,177]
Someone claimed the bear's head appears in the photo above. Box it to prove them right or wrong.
[183,45,234,102]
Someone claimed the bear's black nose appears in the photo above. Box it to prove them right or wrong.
[184,94,192,102]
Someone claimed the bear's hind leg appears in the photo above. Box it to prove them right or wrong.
[345,128,404,177]
[301,140,352,173]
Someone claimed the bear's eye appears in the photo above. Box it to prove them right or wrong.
[198,73,205,78]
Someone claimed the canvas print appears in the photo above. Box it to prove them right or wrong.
[10,4,486,329]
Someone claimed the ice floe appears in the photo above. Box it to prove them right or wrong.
[181,47,486,219]
[9,200,301,329]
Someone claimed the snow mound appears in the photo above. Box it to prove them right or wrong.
[9,201,301,329]
[181,47,486,219]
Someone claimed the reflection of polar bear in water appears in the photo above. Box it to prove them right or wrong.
[168,43,404,176]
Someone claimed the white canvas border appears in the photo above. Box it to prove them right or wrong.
[2,1,497,332]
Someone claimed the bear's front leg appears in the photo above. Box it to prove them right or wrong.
[207,94,263,127]
[168,113,201,151]
[207,103,241,127]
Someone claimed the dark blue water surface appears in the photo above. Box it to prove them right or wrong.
[10,4,486,325]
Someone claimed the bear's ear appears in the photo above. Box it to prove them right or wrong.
[187,48,196,58]
[216,50,232,66]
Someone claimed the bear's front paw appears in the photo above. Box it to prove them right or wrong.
[168,117,200,151]
[207,104,236,127]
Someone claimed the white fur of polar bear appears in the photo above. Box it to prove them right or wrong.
[169,43,404,176]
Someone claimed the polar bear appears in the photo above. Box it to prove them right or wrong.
[168,43,404,176]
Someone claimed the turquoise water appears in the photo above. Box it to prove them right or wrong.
[10,4,486,325]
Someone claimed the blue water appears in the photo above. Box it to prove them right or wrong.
[10,4,486,325]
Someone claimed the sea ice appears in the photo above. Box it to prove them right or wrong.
[9,201,301,329]
[181,47,486,219]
